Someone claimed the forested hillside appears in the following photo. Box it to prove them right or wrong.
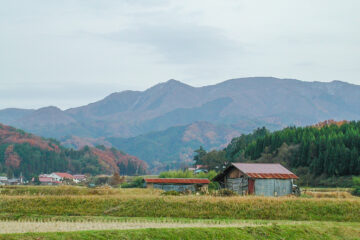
[0,124,147,179]
[196,121,360,187]
[107,121,242,173]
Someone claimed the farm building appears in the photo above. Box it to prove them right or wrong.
[144,178,210,192]
[213,163,298,196]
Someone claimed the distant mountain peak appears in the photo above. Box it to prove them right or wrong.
[330,80,350,86]
[165,79,185,84]
[36,106,63,112]
[148,79,193,91]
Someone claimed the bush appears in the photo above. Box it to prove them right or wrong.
[352,176,360,196]
[158,170,217,180]
[214,189,238,197]
[121,177,144,188]
[208,182,220,192]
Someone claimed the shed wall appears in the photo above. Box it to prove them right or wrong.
[153,184,196,192]
[225,177,248,195]
[254,179,292,196]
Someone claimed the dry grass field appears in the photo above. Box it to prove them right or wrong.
[0,186,359,239]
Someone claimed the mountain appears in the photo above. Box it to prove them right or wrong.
[105,121,242,172]
[0,123,148,178]
[60,120,278,173]
[0,108,35,125]
[1,77,360,139]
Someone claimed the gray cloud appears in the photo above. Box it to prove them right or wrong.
[104,24,241,64]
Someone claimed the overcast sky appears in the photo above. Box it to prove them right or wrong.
[1,0,359,109]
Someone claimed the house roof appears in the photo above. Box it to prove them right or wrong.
[53,172,74,179]
[7,178,20,183]
[39,177,54,182]
[144,178,210,184]
[213,163,298,181]
[196,165,208,169]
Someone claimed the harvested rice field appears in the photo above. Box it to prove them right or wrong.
[0,186,359,239]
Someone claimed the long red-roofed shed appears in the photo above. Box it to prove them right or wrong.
[144,178,210,192]
[145,178,210,184]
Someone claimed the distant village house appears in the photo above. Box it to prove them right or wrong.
[34,173,87,185]
[187,165,209,174]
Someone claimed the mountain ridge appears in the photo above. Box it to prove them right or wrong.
[1,77,360,139]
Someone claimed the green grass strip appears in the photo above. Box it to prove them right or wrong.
[1,224,360,240]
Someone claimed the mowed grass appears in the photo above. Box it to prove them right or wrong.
[1,223,360,240]
[0,188,359,222]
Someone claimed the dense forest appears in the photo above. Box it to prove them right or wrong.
[0,124,147,179]
[195,121,360,187]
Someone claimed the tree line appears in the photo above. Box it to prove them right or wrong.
[194,121,360,185]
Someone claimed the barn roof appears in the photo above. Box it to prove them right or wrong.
[144,178,210,184]
[213,163,298,181]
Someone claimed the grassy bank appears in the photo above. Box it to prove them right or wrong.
[1,223,360,240]
[1,195,359,222]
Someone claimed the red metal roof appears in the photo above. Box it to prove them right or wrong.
[145,178,210,184]
[232,163,298,179]
[39,177,53,182]
[38,177,61,183]
[53,172,74,179]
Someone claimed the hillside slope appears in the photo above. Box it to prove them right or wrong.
[0,124,147,178]
[1,77,360,139]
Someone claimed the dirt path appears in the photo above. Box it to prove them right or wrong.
[0,220,272,234]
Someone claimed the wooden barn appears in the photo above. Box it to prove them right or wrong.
[213,163,298,196]
[144,178,210,192]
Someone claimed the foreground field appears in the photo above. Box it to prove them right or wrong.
[0,186,359,239]
[1,194,359,222]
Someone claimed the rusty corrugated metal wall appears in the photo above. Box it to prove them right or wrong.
[254,179,292,196]
[225,177,248,195]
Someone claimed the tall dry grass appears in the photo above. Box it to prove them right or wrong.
[302,191,354,198]
[1,193,360,222]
